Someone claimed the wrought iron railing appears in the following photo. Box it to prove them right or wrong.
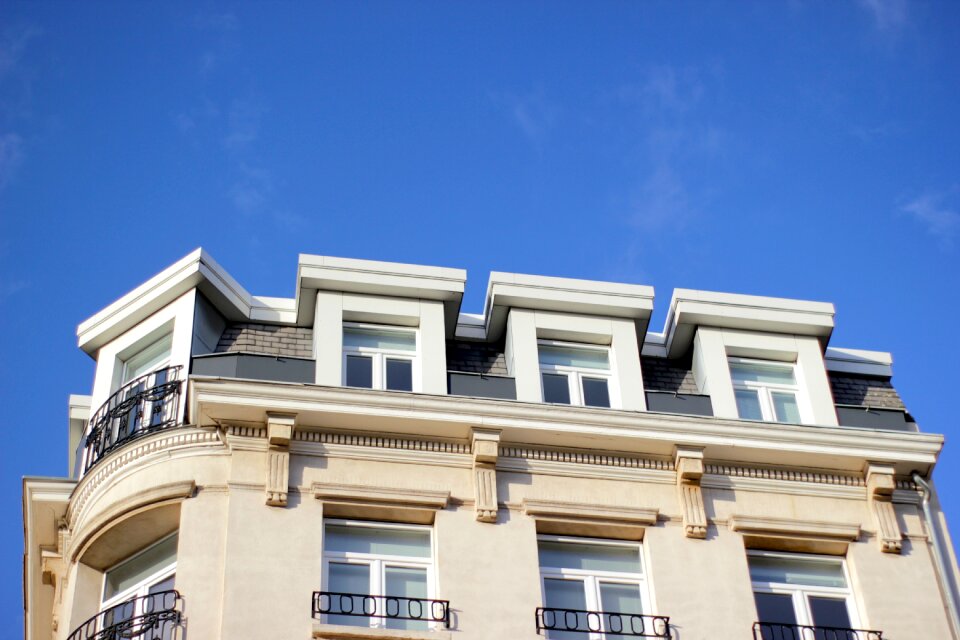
[536,607,671,638]
[66,590,182,640]
[753,621,883,640]
[82,366,182,475]
[312,591,450,628]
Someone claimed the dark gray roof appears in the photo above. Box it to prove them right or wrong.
[216,323,313,359]
[446,340,509,376]
[641,356,699,394]
[828,373,906,410]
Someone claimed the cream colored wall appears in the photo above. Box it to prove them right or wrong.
[54,425,957,640]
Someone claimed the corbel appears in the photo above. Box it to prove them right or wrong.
[265,412,297,507]
[675,446,707,539]
[866,462,902,553]
[472,428,501,523]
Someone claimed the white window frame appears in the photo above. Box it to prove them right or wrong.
[538,340,617,409]
[321,519,438,630]
[538,535,652,640]
[748,550,862,631]
[100,533,178,623]
[342,323,420,392]
[728,357,810,424]
[120,333,173,386]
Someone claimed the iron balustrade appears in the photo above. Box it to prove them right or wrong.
[536,607,671,638]
[82,366,182,474]
[66,590,181,640]
[753,622,884,640]
[312,591,451,628]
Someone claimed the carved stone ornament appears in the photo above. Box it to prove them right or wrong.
[472,428,501,523]
[675,446,707,539]
[265,413,296,507]
[866,463,902,554]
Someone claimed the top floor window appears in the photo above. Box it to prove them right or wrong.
[539,342,613,408]
[343,325,417,392]
[121,334,172,386]
[729,358,803,424]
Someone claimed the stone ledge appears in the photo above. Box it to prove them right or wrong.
[523,498,658,540]
[312,622,451,640]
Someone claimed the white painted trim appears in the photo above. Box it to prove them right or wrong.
[189,378,943,474]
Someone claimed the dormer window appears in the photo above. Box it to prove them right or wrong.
[121,334,172,385]
[729,358,802,424]
[538,341,613,408]
[343,325,417,392]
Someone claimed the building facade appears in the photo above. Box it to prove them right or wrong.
[22,249,960,640]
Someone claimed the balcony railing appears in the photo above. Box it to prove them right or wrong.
[536,607,671,638]
[66,590,182,640]
[312,591,451,628]
[753,622,884,640]
[82,366,183,475]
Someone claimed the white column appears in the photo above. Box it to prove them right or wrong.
[505,308,540,402]
[313,291,343,386]
[611,318,646,411]
[419,300,448,394]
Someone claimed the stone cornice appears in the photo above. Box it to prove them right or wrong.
[729,514,861,541]
[190,378,943,474]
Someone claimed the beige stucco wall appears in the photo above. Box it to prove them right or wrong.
[48,425,957,640]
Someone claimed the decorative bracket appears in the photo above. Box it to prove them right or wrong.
[866,462,902,553]
[675,446,707,539]
[472,428,501,523]
[266,412,296,507]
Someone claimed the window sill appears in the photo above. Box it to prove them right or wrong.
[312,623,452,640]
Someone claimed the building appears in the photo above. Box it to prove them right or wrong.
[22,248,960,640]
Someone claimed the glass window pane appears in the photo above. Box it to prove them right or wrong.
[600,582,643,638]
[543,578,588,640]
[581,377,610,408]
[772,392,801,424]
[539,345,610,370]
[809,596,852,630]
[735,389,764,420]
[325,524,431,558]
[124,335,172,383]
[326,562,371,627]
[748,556,847,589]
[730,362,797,386]
[343,328,416,351]
[384,567,428,630]
[385,359,413,392]
[538,541,641,574]
[345,355,373,388]
[542,373,571,404]
[754,592,798,626]
[104,535,178,601]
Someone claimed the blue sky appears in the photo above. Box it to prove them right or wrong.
[2,0,959,629]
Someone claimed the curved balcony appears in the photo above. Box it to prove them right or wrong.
[753,621,883,640]
[66,590,182,640]
[536,606,671,638]
[82,366,183,475]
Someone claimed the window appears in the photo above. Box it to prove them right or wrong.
[342,325,417,392]
[99,533,178,639]
[750,551,863,639]
[321,521,437,631]
[121,334,173,385]
[538,536,656,639]
[539,342,613,408]
[729,358,804,424]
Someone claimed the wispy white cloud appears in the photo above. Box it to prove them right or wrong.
[494,89,559,144]
[0,25,41,79]
[192,12,240,32]
[901,189,960,247]
[224,99,266,151]
[0,276,29,302]
[0,131,23,190]
[850,121,901,143]
[629,165,692,231]
[191,12,240,75]
[856,0,908,31]
[228,164,272,215]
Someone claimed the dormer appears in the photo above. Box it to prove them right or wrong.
[474,271,654,410]
[655,289,838,426]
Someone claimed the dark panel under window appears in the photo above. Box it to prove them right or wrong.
[542,373,571,404]
[581,377,610,408]
[345,355,373,388]
[386,358,413,392]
